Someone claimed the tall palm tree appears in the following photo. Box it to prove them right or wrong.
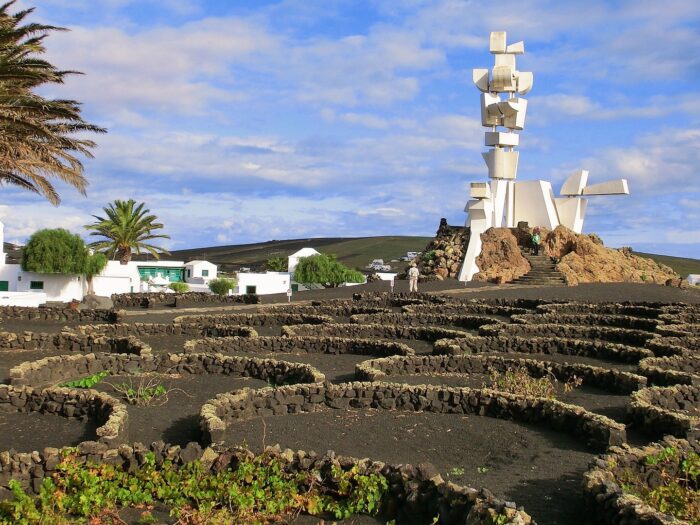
[0,2,105,204]
[86,199,170,264]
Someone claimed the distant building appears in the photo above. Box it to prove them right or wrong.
[688,274,700,286]
[0,221,218,305]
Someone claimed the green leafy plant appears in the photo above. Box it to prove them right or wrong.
[266,257,288,272]
[60,371,110,389]
[621,446,699,522]
[208,277,236,296]
[423,250,437,261]
[294,254,365,288]
[169,282,189,293]
[449,467,465,476]
[0,450,389,524]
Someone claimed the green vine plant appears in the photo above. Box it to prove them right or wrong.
[60,371,110,389]
[484,367,582,399]
[0,449,389,524]
[620,446,699,522]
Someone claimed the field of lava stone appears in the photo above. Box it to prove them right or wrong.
[0,291,698,525]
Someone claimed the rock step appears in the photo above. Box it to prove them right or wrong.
[510,250,567,286]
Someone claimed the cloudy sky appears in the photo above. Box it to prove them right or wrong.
[3,0,699,257]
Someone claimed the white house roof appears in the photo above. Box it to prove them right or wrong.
[289,248,321,258]
[185,260,215,266]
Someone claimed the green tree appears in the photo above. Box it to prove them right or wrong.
[208,277,236,295]
[85,199,170,264]
[0,2,105,204]
[266,257,288,272]
[22,228,107,293]
[294,254,365,287]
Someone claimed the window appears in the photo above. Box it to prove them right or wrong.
[202,269,209,277]
[30,281,44,290]
[245,285,257,294]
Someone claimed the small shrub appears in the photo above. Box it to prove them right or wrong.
[169,282,189,293]
[484,367,582,399]
[423,250,437,262]
[109,376,179,406]
[209,277,236,295]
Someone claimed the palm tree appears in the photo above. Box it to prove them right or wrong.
[0,2,105,204]
[86,199,171,264]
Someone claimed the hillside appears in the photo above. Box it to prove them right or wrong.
[636,252,700,278]
[169,236,432,273]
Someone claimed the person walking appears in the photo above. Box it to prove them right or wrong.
[408,263,420,293]
[531,228,541,256]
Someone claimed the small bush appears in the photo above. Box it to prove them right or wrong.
[295,254,365,288]
[621,446,699,522]
[484,367,582,399]
[209,277,236,295]
[169,282,189,293]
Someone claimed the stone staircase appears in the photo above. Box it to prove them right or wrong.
[510,251,567,286]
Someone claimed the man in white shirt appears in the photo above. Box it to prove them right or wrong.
[408,263,420,293]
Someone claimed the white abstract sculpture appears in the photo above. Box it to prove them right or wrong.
[458,32,630,282]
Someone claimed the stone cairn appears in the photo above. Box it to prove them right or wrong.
[410,219,470,280]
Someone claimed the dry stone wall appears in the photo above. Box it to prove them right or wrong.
[10,352,325,389]
[111,292,260,309]
[355,354,647,394]
[72,322,258,339]
[185,336,414,357]
[201,382,626,451]
[0,306,118,322]
[432,335,653,363]
[350,313,503,330]
[638,354,700,386]
[174,312,333,328]
[628,385,699,439]
[512,313,661,331]
[479,323,656,347]
[283,323,469,342]
[0,331,151,356]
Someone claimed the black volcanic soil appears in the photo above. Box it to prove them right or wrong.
[92,373,269,446]
[223,409,593,525]
[0,409,99,452]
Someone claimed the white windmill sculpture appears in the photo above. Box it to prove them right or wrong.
[458,31,629,282]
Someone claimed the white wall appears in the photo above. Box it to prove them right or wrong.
[185,261,217,282]
[288,248,320,275]
[237,272,290,295]
[17,272,84,302]
[0,292,46,307]
[688,275,700,286]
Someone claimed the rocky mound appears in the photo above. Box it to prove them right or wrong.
[473,228,530,283]
[542,226,679,286]
[413,219,469,280]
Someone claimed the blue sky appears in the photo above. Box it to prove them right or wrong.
[3,0,699,257]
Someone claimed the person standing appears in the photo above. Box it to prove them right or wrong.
[531,228,541,256]
[408,263,420,293]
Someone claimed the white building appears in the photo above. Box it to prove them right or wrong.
[688,275,700,286]
[0,221,218,304]
[236,272,290,296]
